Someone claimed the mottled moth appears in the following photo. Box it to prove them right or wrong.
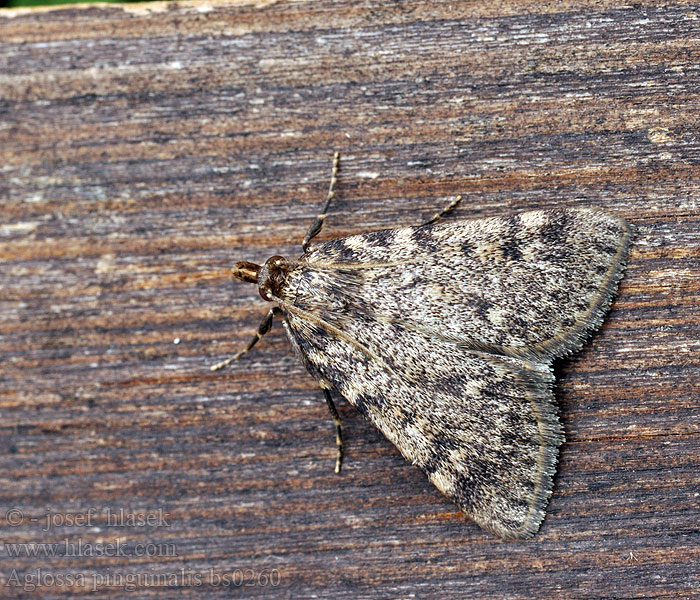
[214,153,631,538]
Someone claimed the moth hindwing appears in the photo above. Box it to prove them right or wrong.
[221,158,631,538]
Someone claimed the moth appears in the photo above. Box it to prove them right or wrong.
[213,153,632,538]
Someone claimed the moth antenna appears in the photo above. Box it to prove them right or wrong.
[280,259,405,271]
[275,297,391,372]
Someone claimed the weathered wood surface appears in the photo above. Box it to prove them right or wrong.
[1,1,699,598]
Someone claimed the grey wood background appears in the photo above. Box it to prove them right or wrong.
[1,1,699,598]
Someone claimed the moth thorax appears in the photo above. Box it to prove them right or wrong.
[257,255,288,301]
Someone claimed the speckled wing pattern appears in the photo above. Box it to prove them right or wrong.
[277,208,631,538]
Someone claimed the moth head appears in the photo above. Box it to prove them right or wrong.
[232,256,288,302]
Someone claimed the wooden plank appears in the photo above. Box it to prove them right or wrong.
[1,1,699,597]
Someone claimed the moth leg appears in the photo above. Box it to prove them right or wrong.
[210,307,280,371]
[322,388,344,474]
[302,151,340,251]
[421,195,463,226]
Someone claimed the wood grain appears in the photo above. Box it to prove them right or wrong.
[1,1,699,598]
